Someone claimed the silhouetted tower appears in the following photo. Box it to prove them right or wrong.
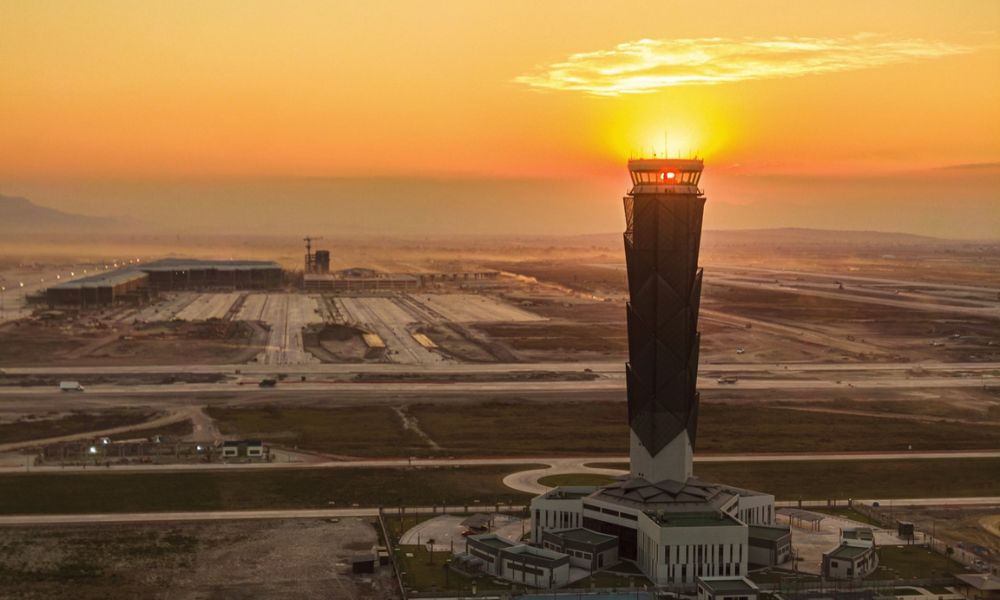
[623,158,705,483]
[303,236,323,273]
[314,250,330,274]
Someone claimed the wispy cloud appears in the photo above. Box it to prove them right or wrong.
[515,35,973,96]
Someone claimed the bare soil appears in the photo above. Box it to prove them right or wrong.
[0,518,398,600]
[0,318,266,367]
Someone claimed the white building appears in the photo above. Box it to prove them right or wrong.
[822,528,878,579]
[464,534,572,589]
[697,576,760,600]
[531,477,775,587]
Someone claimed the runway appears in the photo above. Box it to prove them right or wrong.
[0,497,997,527]
[4,450,997,475]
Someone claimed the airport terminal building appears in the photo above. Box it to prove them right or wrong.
[46,258,282,307]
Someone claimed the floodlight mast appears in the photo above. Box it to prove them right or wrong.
[623,157,706,483]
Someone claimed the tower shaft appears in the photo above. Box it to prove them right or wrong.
[623,159,705,483]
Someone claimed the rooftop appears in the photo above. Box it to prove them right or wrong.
[825,543,872,560]
[501,544,567,563]
[698,576,760,594]
[467,533,513,551]
[49,269,148,289]
[628,158,704,172]
[651,511,738,528]
[548,528,617,545]
[543,486,598,500]
[749,525,792,541]
[777,507,825,523]
[460,513,493,529]
[955,573,1000,591]
[591,477,734,511]
[140,258,281,271]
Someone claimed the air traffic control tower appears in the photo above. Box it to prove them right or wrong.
[623,158,705,483]
[529,159,779,587]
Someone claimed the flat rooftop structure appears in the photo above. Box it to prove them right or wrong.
[303,272,418,291]
[48,269,147,289]
[500,544,568,564]
[698,576,760,594]
[749,525,792,542]
[140,258,281,271]
[547,528,617,546]
[541,486,599,500]
[592,477,735,511]
[778,507,825,530]
[955,573,1000,591]
[467,533,514,551]
[652,511,739,528]
[825,543,872,560]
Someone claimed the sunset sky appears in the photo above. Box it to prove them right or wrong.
[1,0,998,237]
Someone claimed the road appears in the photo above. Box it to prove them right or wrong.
[498,451,1000,495]
[1,497,998,527]
[0,374,994,400]
[4,360,997,376]
[4,450,997,475]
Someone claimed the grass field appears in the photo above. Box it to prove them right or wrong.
[585,458,1000,500]
[537,473,618,487]
[205,405,429,457]
[3,456,997,516]
[107,418,194,442]
[810,507,884,527]
[204,401,1000,458]
[0,466,538,515]
[0,410,160,445]
[870,545,962,580]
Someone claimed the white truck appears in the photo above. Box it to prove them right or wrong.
[59,381,85,392]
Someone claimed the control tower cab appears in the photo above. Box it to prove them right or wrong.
[627,158,703,194]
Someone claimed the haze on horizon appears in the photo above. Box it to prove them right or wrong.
[1,0,998,239]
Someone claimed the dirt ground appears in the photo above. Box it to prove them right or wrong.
[884,506,1000,559]
[0,317,266,367]
[0,518,398,600]
[302,323,375,362]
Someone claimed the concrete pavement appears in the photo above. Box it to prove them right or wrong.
[4,449,997,475]
[0,497,997,527]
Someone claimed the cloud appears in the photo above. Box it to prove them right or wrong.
[515,35,974,96]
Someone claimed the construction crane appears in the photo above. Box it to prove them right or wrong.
[303,236,323,273]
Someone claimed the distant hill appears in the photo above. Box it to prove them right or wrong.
[701,227,955,246]
[0,194,121,233]
[533,228,964,249]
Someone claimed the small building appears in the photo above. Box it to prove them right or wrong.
[748,525,792,567]
[221,440,266,460]
[955,573,1000,600]
[350,554,376,574]
[303,269,418,291]
[540,528,618,571]
[460,513,494,534]
[465,533,514,576]
[822,541,878,580]
[697,576,760,600]
[498,544,571,589]
[897,521,915,540]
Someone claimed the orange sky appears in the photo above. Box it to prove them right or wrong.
[1,1,998,237]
